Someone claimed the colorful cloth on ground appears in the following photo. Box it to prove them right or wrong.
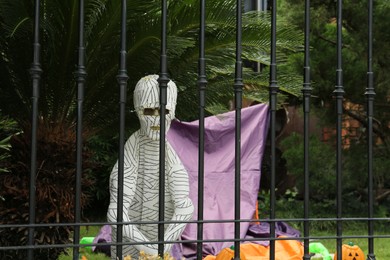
[92,224,111,256]
[204,238,304,260]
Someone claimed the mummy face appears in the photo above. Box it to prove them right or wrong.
[134,75,177,141]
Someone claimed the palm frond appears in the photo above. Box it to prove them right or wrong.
[0,0,304,133]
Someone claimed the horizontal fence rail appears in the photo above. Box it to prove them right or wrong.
[0,0,387,260]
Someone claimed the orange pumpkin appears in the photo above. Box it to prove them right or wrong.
[335,242,365,260]
[215,247,247,260]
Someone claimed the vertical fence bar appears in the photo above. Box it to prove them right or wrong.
[333,1,344,259]
[268,0,278,259]
[73,0,87,259]
[233,0,243,259]
[196,0,207,258]
[302,0,312,259]
[116,0,129,258]
[366,0,376,259]
[158,0,169,256]
[28,0,42,259]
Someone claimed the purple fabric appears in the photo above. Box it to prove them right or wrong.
[167,103,270,258]
[92,225,112,252]
[245,222,301,247]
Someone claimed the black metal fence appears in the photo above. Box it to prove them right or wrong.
[0,0,388,260]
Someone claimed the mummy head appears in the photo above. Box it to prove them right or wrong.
[133,74,177,140]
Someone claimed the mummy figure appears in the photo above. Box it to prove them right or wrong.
[107,75,194,259]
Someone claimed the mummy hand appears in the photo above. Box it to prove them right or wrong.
[107,208,159,255]
[123,225,158,255]
[163,197,194,252]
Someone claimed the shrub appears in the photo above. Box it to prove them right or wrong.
[280,132,390,223]
[0,121,96,259]
[280,132,336,202]
[0,112,18,173]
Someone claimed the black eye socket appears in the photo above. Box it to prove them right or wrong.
[143,108,170,116]
[143,108,157,115]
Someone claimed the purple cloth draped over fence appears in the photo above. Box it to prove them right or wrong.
[167,103,270,257]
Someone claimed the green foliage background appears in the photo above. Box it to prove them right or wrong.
[276,0,390,223]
